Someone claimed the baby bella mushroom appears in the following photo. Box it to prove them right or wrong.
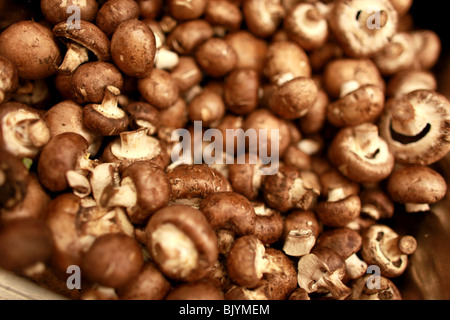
[361,224,417,278]
[328,123,395,184]
[0,55,18,103]
[378,90,450,166]
[387,165,447,213]
[282,210,320,257]
[145,205,219,282]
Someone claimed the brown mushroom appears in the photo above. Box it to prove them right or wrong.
[411,30,441,70]
[378,90,450,166]
[224,68,260,116]
[349,274,402,300]
[242,0,285,38]
[170,56,203,93]
[0,55,18,103]
[81,233,143,288]
[96,0,140,37]
[195,37,238,78]
[168,0,207,21]
[0,21,61,80]
[41,0,99,25]
[387,69,437,98]
[0,149,29,211]
[145,205,219,282]
[53,20,110,74]
[188,89,225,126]
[387,165,447,212]
[282,210,320,257]
[251,201,284,246]
[360,188,394,220]
[328,123,395,183]
[361,224,417,278]
[204,0,242,34]
[138,68,179,110]
[167,19,214,55]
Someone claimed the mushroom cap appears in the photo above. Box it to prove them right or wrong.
[168,0,207,21]
[41,0,99,25]
[53,20,111,62]
[200,191,256,235]
[37,132,89,192]
[0,54,19,99]
[111,19,156,78]
[96,0,140,37]
[252,203,284,245]
[167,19,214,55]
[116,262,171,300]
[283,210,320,240]
[242,0,284,38]
[326,84,385,127]
[0,21,61,80]
[145,205,219,282]
[316,194,361,227]
[224,68,260,115]
[387,165,447,204]
[123,101,159,134]
[387,69,437,98]
[0,218,53,272]
[379,90,450,166]
[167,164,232,200]
[315,227,363,259]
[349,274,402,300]
[122,161,171,224]
[0,148,29,210]
[328,123,395,183]
[195,37,238,78]
[330,0,398,58]
[71,61,124,105]
[81,233,143,288]
[137,68,179,109]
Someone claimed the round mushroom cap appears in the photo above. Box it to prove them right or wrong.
[315,227,363,259]
[37,132,89,192]
[387,165,447,205]
[379,90,450,166]
[41,0,99,25]
[81,233,144,288]
[0,21,61,80]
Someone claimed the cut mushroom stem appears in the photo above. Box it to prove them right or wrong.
[101,177,137,209]
[339,80,360,97]
[15,119,50,148]
[353,124,381,157]
[345,253,368,280]
[90,163,120,206]
[117,128,149,156]
[283,229,316,257]
[404,203,430,213]
[217,229,236,256]
[383,235,417,256]
[58,42,90,74]
[390,99,428,136]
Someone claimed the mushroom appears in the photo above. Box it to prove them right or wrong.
[360,188,394,220]
[37,132,94,192]
[166,281,225,300]
[53,20,110,74]
[81,233,143,288]
[224,68,260,116]
[139,0,163,19]
[288,288,311,300]
[167,164,232,207]
[263,41,311,86]
[168,0,207,21]
[282,210,320,257]
[387,165,447,213]
[328,123,395,183]
[372,32,416,76]
[297,247,351,300]
[349,274,402,300]
[227,154,265,201]
[111,19,156,78]
[387,69,437,98]
[0,102,50,159]
[378,90,450,166]
[145,205,219,282]
[137,68,179,110]
[195,37,238,78]
[282,143,312,171]
[284,2,329,51]
[102,128,169,172]
[41,0,99,25]
[204,0,243,34]
[123,101,159,136]
[326,84,385,127]
[0,21,61,80]
[43,100,102,156]
[71,61,124,105]
[0,218,53,274]
[1,174,50,223]
[200,191,256,255]
[101,161,171,225]
[263,165,320,213]
[188,89,225,126]
[315,227,367,280]
[411,30,441,70]
[329,0,398,58]
[242,0,285,38]
[251,201,284,246]
[96,0,140,37]
[0,55,18,103]
[361,224,417,278]
[82,85,129,136]
[116,262,171,300]
[170,56,203,94]
[167,19,213,55]
[299,88,329,134]
[12,79,51,110]
[225,30,268,75]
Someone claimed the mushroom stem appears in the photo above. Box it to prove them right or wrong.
[405,202,430,212]
[321,274,351,300]
[14,119,50,148]
[390,99,428,136]
[66,170,91,198]
[353,123,380,157]
[155,48,179,70]
[90,163,120,205]
[383,235,417,257]
[217,229,235,255]
[361,204,382,220]
[345,253,368,280]
[283,229,316,257]
[101,177,137,209]
[119,128,149,155]
[94,86,124,118]
[59,42,90,74]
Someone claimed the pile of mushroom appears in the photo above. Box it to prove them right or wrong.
[0,0,449,301]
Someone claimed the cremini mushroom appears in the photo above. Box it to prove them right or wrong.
[96,0,140,37]
[282,210,320,257]
[0,55,18,103]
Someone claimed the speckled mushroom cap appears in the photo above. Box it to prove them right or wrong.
[53,20,111,62]
[387,165,447,205]
[329,0,398,58]
[379,90,450,166]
